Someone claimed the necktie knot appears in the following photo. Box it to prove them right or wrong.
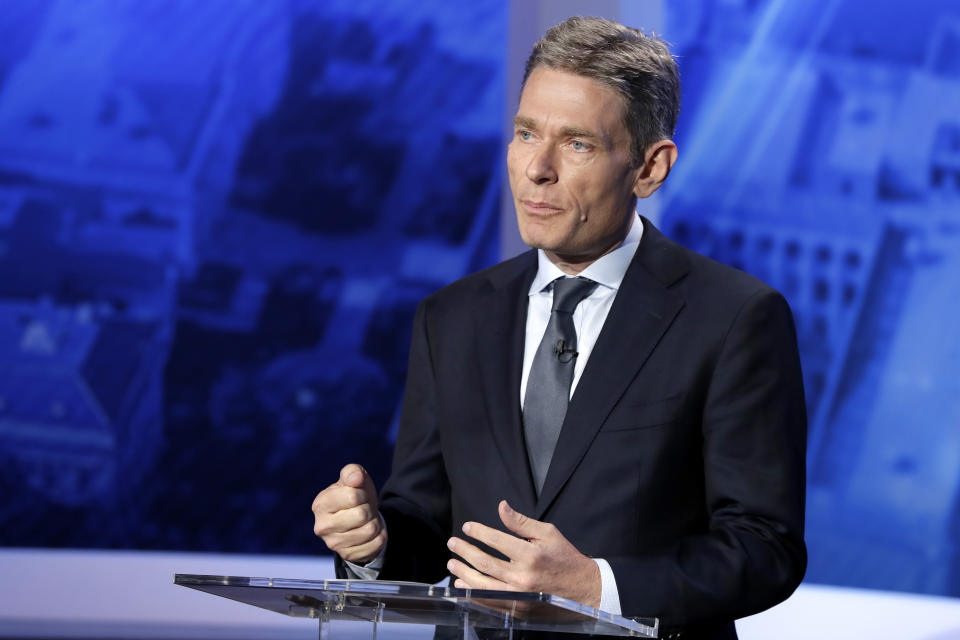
[551,277,598,314]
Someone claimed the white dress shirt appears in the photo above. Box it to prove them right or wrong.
[519,214,643,615]
[348,215,645,616]
[521,214,644,404]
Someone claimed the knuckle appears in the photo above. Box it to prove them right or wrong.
[339,509,358,530]
[313,518,332,537]
[312,490,331,512]
[359,518,379,538]
[528,550,546,569]
[358,503,374,522]
[366,533,384,554]
[350,510,370,531]
[315,483,343,509]
[368,531,387,552]
[323,534,343,551]
[515,574,536,591]
[347,487,365,506]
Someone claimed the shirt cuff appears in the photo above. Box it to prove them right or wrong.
[593,557,622,615]
[340,514,387,580]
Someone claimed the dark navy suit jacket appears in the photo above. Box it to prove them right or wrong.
[346,219,807,639]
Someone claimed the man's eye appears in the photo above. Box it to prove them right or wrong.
[571,140,590,152]
[518,130,533,141]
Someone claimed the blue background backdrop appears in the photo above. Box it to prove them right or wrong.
[0,0,957,600]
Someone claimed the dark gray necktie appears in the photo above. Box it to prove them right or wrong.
[523,276,598,494]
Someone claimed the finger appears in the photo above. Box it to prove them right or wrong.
[447,558,514,591]
[459,520,530,560]
[313,484,370,514]
[314,503,377,536]
[498,500,551,540]
[322,517,383,550]
[447,536,513,582]
[339,463,367,488]
[338,465,379,511]
[338,529,387,564]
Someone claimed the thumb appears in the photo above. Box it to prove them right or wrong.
[339,463,367,488]
[498,500,543,538]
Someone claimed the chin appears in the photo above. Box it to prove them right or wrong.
[518,223,569,253]
[518,230,554,252]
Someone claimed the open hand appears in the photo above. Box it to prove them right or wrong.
[446,500,601,608]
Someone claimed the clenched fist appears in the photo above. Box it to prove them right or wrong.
[312,464,386,564]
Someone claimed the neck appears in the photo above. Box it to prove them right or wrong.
[546,248,614,275]
[544,217,635,275]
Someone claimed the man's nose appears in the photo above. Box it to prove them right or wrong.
[525,145,558,184]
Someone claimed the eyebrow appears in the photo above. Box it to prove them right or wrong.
[513,116,603,142]
[513,116,538,131]
[560,126,601,141]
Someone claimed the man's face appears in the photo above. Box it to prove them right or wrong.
[507,67,641,268]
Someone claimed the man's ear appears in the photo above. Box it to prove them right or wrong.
[632,140,678,198]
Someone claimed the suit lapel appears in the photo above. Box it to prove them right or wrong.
[475,251,539,514]
[534,220,689,518]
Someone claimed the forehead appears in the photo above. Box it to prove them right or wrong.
[516,67,627,137]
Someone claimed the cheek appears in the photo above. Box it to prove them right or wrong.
[506,145,525,185]
[560,175,590,217]
[576,172,629,217]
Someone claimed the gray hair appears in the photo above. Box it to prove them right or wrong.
[522,16,681,165]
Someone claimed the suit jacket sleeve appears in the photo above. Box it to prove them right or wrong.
[606,288,807,625]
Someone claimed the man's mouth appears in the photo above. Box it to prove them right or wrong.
[521,200,563,214]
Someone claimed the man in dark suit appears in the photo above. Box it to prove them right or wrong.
[312,16,806,639]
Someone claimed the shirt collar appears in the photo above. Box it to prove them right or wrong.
[528,213,644,295]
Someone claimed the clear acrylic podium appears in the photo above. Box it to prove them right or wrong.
[174,575,659,639]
